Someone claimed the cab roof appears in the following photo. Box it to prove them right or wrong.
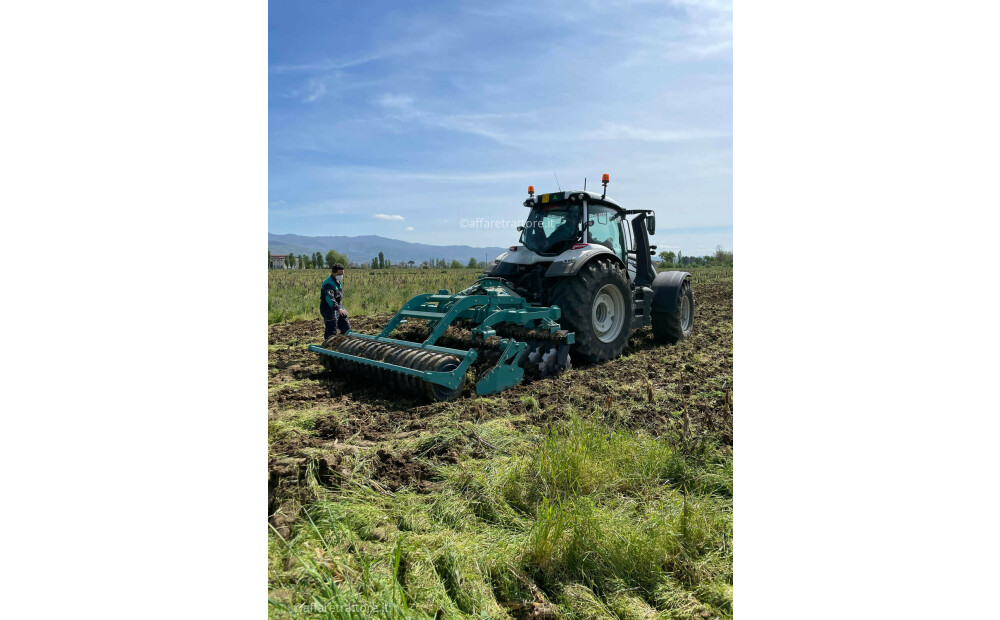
[523,190,623,211]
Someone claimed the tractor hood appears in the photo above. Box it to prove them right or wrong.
[487,243,621,277]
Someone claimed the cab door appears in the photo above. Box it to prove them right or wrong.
[586,205,627,264]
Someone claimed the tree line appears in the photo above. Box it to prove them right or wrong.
[657,246,733,268]
[269,249,488,270]
[371,254,487,269]
[269,249,349,270]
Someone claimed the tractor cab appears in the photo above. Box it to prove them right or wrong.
[517,186,647,274]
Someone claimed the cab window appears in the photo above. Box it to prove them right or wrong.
[587,205,625,261]
[520,205,582,254]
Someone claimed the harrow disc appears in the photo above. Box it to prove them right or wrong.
[319,334,466,401]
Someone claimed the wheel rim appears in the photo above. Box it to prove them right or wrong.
[429,360,462,401]
[680,294,692,331]
[592,284,626,343]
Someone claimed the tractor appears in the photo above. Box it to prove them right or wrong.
[309,174,694,400]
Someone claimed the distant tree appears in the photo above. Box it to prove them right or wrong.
[371,257,378,269]
[467,257,479,268]
[407,260,415,268]
[714,245,733,264]
[378,251,385,269]
[658,250,676,266]
[268,250,272,268]
[325,249,348,269]
[286,253,295,269]
[450,259,463,269]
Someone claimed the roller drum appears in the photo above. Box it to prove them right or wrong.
[318,334,466,401]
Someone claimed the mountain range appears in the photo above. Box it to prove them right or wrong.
[268,233,508,266]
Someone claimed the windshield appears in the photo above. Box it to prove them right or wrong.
[520,205,582,254]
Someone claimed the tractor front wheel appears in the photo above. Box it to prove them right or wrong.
[550,260,633,363]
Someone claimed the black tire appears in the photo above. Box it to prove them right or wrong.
[549,260,633,363]
[651,280,694,344]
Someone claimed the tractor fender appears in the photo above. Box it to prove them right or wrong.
[650,271,692,313]
[543,246,626,277]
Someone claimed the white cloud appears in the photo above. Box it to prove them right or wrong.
[376,94,415,110]
[405,226,415,231]
[373,213,404,220]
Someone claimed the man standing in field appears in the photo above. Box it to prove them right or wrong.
[320,263,350,340]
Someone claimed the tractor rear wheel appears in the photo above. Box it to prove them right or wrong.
[550,260,633,363]
[652,279,694,344]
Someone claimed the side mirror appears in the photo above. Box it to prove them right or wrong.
[517,226,524,232]
[645,215,655,235]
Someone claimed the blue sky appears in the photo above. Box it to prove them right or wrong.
[269,0,732,256]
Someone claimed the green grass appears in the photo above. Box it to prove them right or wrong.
[268,412,733,619]
[267,266,731,324]
[268,268,485,324]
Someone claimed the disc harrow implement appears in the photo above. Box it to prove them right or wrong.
[308,277,574,401]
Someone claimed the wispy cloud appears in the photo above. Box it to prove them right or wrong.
[373,213,405,221]
[289,163,551,183]
[270,53,388,74]
[405,226,415,231]
[577,123,727,142]
[375,94,415,110]
[302,79,326,103]
[370,97,722,147]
